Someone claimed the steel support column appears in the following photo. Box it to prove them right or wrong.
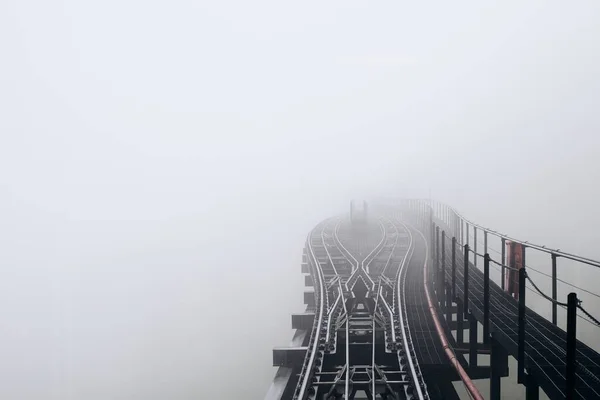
[446,283,452,323]
[484,231,488,259]
[474,227,478,267]
[526,376,539,400]
[463,244,469,319]
[501,237,506,291]
[490,332,508,400]
[436,226,440,292]
[483,253,490,344]
[441,231,446,305]
[566,292,578,399]
[552,254,558,326]
[518,268,526,384]
[456,298,464,344]
[452,237,457,298]
[469,313,478,367]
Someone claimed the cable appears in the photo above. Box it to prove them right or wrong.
[525,273,569,307]
[465,247,519,271]
[577,304,600,327]
[525,265,600,301]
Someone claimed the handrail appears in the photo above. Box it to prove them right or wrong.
[417,198,600,269]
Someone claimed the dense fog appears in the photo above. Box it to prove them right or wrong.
[2,1,600,399]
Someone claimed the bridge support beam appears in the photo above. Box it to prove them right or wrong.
[526,375,539,400]
[456,299,464,344]
[490,332,508,400]
[469,313,478,367]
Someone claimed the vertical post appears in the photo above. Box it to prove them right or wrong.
[501,237,506,291]
[511,242,516,298]
[522,245,527,285]
[456,299,464,344]
[436,226,440,292]
[483,253,490,344]
[452,237,457,298]
[490,332,508,400]
[552,254,558,326]
[474,227,478,267]
[431,222,436,268]
[518,268,526,384]
[463,244,469,319]
[466,223,469,246]
[566,292,578,400]
[484,231,488,257]
[446,283,452,322]
[526,377,540,400]
[469,313,478,367]
[441,232,446,304]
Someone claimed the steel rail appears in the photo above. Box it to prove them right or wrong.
[396,219,428,399]
[380,219,400,279]
[392,220,426,400]
[360,218,387,289]
[322,222,340,279]
[372,280,382,398]
[295,222,329,400]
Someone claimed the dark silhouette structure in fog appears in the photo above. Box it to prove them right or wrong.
[266,199,600,400]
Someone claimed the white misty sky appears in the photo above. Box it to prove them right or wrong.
[1,1,600,399]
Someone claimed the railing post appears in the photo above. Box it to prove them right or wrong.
[431,222,436,267]
[446,283,452,323]
[456,298,464,344]
[566,292,578,399]
[501,237,506,291]
[484,253,490,344]
[463,244,469,319]
[452,237,457,298]
[436,226,440,292]
[441,231,446,304]
[518,268,526,384]
[552,254,558,326]
[474,226,478,267]
[466,223,469,246]
[484,231,488,257]
[522,245,527,281]
[510,242,516,296]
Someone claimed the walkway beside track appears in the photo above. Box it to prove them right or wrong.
[438,224,600,399]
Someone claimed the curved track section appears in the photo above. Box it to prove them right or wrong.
[293,216,429,400]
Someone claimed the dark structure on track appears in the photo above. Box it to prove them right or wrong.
[265,199,600,400]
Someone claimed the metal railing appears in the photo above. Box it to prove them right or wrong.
[389,198,600,399]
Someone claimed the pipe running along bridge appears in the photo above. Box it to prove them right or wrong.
[265,199,600,400]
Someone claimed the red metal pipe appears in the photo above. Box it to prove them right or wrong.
[421,230,484,400]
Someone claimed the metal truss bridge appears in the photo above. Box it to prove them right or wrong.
[265,199,600,400]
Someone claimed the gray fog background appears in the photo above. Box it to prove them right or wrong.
[2,1,600,399]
